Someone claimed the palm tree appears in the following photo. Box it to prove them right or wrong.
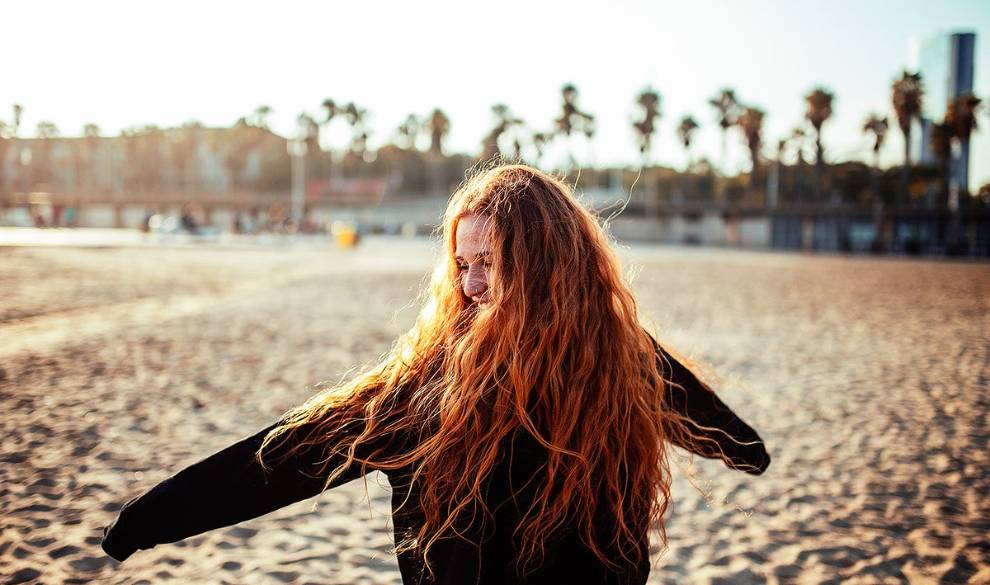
[929,121,953,201]
[944,93,982,197]
[297,112,320,156]
[736,107,765,190]
[531,131,550,167]
[944,93,981,253]
[316,99,343,184]
[12,104,23,135]
[554,83,594,167]
[630,87,661,214]
[426,109,450,156]
[789,127,810,164]
[766,137,788,208]
[397,114,421,150]
[676,116,699,169]
[321,99,340,152]
[891,71,924,204]
[632,87,661,160]
[708,88,739,173]
[342,103,369,157]
[35,121,59,139]
[863,114,890,250]
[862,114,889,171]
[426,109,451,195]
[674,116,699,206]
[804,87,834,201]
[481,104,522,162]
[786,127,811,201]
[252,105,272,129]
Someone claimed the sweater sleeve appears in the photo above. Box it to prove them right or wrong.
[101,418,397,562]
[651,336,771,476]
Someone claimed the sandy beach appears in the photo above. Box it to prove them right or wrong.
[1,237,987,584]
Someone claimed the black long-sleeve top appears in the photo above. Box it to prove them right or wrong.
[101,341,770,584]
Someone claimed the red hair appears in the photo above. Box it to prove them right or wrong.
[259,164,708,576]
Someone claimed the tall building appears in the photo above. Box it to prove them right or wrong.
[910,31,977,192]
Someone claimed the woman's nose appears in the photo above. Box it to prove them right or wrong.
[463,265,488,298]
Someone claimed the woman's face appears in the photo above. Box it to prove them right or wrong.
[455,214,493,308]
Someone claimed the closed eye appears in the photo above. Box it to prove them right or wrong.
[454,252,491,272]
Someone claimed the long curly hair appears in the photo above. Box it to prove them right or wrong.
[257,164,707,576]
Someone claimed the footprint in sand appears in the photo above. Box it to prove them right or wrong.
[266,570,301,583]
[227,526,258,539]
[26,478,57,494]
[68,555,111,571]
[8,568,42,584]
[25,537,55,548]
[48,544,81,559]
[11,546,31,559]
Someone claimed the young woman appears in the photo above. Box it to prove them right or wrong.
[102,164,770,584]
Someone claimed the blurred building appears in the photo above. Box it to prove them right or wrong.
[0,124,287,199]
[910,31,977,191]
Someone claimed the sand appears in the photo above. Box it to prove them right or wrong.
[1,237,987,584]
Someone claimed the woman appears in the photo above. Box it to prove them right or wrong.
[102,164,770,584]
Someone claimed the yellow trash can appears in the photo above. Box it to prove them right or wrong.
[332,221,359,248]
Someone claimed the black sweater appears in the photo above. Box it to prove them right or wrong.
[101,344,770,584]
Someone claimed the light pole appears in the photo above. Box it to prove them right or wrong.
[287,138,307,225]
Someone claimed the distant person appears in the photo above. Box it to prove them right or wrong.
[102,165,770,584]
[180,205,199,235]
[140,209,154,233]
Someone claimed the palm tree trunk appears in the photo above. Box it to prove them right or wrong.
[959,139,970,194]
[872,152,885,252]
[814,134,824,202]
[900,129,911,206]
[719,131,727,176]
[947,142,962,254]
[749,149,759,193]
[766,157,779,209]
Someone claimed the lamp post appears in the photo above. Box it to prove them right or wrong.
[287,138,307,225]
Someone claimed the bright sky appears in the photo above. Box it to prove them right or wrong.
[4,0,989,187]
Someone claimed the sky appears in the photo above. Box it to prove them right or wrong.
[4,0,989,187]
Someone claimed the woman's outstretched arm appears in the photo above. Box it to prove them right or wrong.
[101,418,390,562]
[650,336,771,475]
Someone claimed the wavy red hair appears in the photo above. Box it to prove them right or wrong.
[258,164,698,576]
